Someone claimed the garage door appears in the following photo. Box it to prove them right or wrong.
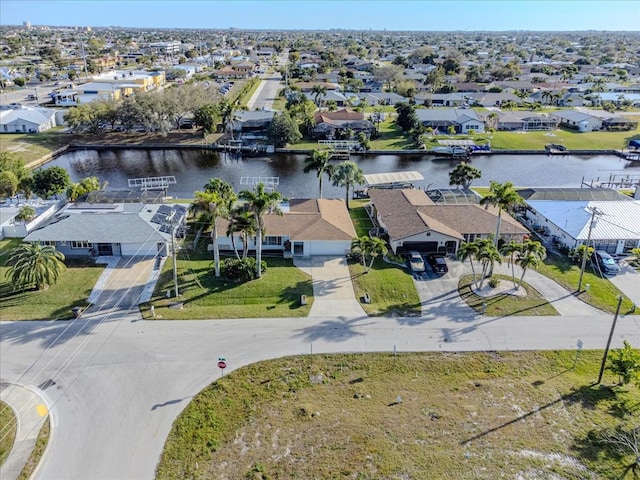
[400,241,439,254]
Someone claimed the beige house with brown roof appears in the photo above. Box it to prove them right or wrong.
[368,189,528,255]
[312,108,376,139]
[217,198,356,257]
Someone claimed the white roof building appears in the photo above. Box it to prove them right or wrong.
[0,105,58,133]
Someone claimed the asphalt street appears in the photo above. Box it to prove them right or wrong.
[1,301,639,479]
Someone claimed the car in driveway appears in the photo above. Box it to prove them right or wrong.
[592,250,621,275]
[408,251,425,273]
[426,254,448,273]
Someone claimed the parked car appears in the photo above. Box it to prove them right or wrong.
[408,251,425,273]
[592,250,621,275]
[426,254,448,273]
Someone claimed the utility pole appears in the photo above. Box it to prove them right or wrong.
[80,36,89,81]
[171,223,179,298]
[596,296,623,385]
[577,206,603,292]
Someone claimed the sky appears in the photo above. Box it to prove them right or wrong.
[1,0,639,31]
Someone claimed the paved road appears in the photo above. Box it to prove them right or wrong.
[246,70,283,111]
[1,256,639,480]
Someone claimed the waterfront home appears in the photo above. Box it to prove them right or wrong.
[415,108,485,134]
[487,111,559,131]
[367,189,527,255]
[312,108,376,139]
[551,110,638,132]
[0,104,58,133]
[216,199,356,258]
[521,190,640,254]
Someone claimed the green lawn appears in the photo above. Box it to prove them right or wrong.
[348,199,373,237]
[0,401,16,467]
[459,274,559,316]
[0,239,105,320]
[348,257,421,316]
[140,254,314,319]
[157,351,640,480]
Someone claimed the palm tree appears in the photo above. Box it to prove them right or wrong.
[66,176,108,202]
[191,190,230,277]
[311,84,327,108]
[226,206,256,260]
[332,161,364,210]
[500,240,522,288]
[351,236,372,270]
[475,239,502,290]
[515,239,546,290]
[238,182,283,279]
[303,149,334,198]
[479,180,524,247]
[366,237,388,271]
[6,243,66,291]
[457,241,480,282]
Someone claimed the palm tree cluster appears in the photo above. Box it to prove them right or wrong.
[303,151,365,209]
[458,237,546,290]
[351,236,388,273]
[191,178,282,281]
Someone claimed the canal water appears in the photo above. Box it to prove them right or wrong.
[46,149,640,199]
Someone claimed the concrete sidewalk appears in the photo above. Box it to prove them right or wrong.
[0,382,50,480]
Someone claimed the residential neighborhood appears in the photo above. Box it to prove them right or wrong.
[1,3,640,480]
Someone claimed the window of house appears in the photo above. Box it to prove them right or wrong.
[293,242,304,255]
[71,241,92,249]
[264,236,282,246]
[463,234,478,243]
[40,240,55,246]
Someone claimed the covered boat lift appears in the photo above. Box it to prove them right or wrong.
[354,171,424,198]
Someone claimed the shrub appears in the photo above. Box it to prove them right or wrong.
[221,257,267,282]
[488,277,501,288]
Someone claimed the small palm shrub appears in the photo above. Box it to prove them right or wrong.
[221,257,267,282]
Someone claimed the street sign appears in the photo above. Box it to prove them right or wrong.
[217,360,227,369]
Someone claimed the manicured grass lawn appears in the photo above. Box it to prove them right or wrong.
[0,401,16,466]
[0,239,105,320]
[459,274,559,316]
[348,199,373,237]
[368,118,415,150]
[140,254,314,319]
[348,258,421,316]
[157,351,640,480]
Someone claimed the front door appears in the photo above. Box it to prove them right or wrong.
[97,243,113,256]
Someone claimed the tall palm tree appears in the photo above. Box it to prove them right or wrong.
[516,239,546,290]
[6,243,66,291]
[226,206,256,260]
[311,84,327,108]
[332,161,364,211]
[500,240,522,288]
[303,149,334,199]
[191,190,229,277]
[479,180,524,247]
[238,182,283,279]
[457,241,480,282]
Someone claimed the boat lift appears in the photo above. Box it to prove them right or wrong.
[354,171,424,198]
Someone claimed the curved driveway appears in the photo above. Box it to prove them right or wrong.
[1,259,639,480]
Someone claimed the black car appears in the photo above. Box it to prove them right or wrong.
[426,254,448,273]
[592,250,621,275]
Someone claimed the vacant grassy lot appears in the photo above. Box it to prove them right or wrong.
[157,351,640,480]
[459,274,559,316]
[140,255,314,319]
[0,401,16,466]
[0,239,105,320]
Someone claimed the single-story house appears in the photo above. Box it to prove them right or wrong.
[551,110,638,132]
[23,201,187,257]
[0,105,58,133]
[517,188,640,254]
[487,111,559,131]
[415,108,485,134]
[360,92,407,106]
[367,189,528,255]
[466,92,522,107]
[231,110,275,140]
[216,199,356,257]
[312,108,376,139]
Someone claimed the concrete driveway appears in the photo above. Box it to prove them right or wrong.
[608,261,640,307]
[294,255,367,317]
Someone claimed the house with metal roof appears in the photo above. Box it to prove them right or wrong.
[0,104,58,133]
[518,188,640,254]
[24,202,187,257]
[367,189,527,255]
